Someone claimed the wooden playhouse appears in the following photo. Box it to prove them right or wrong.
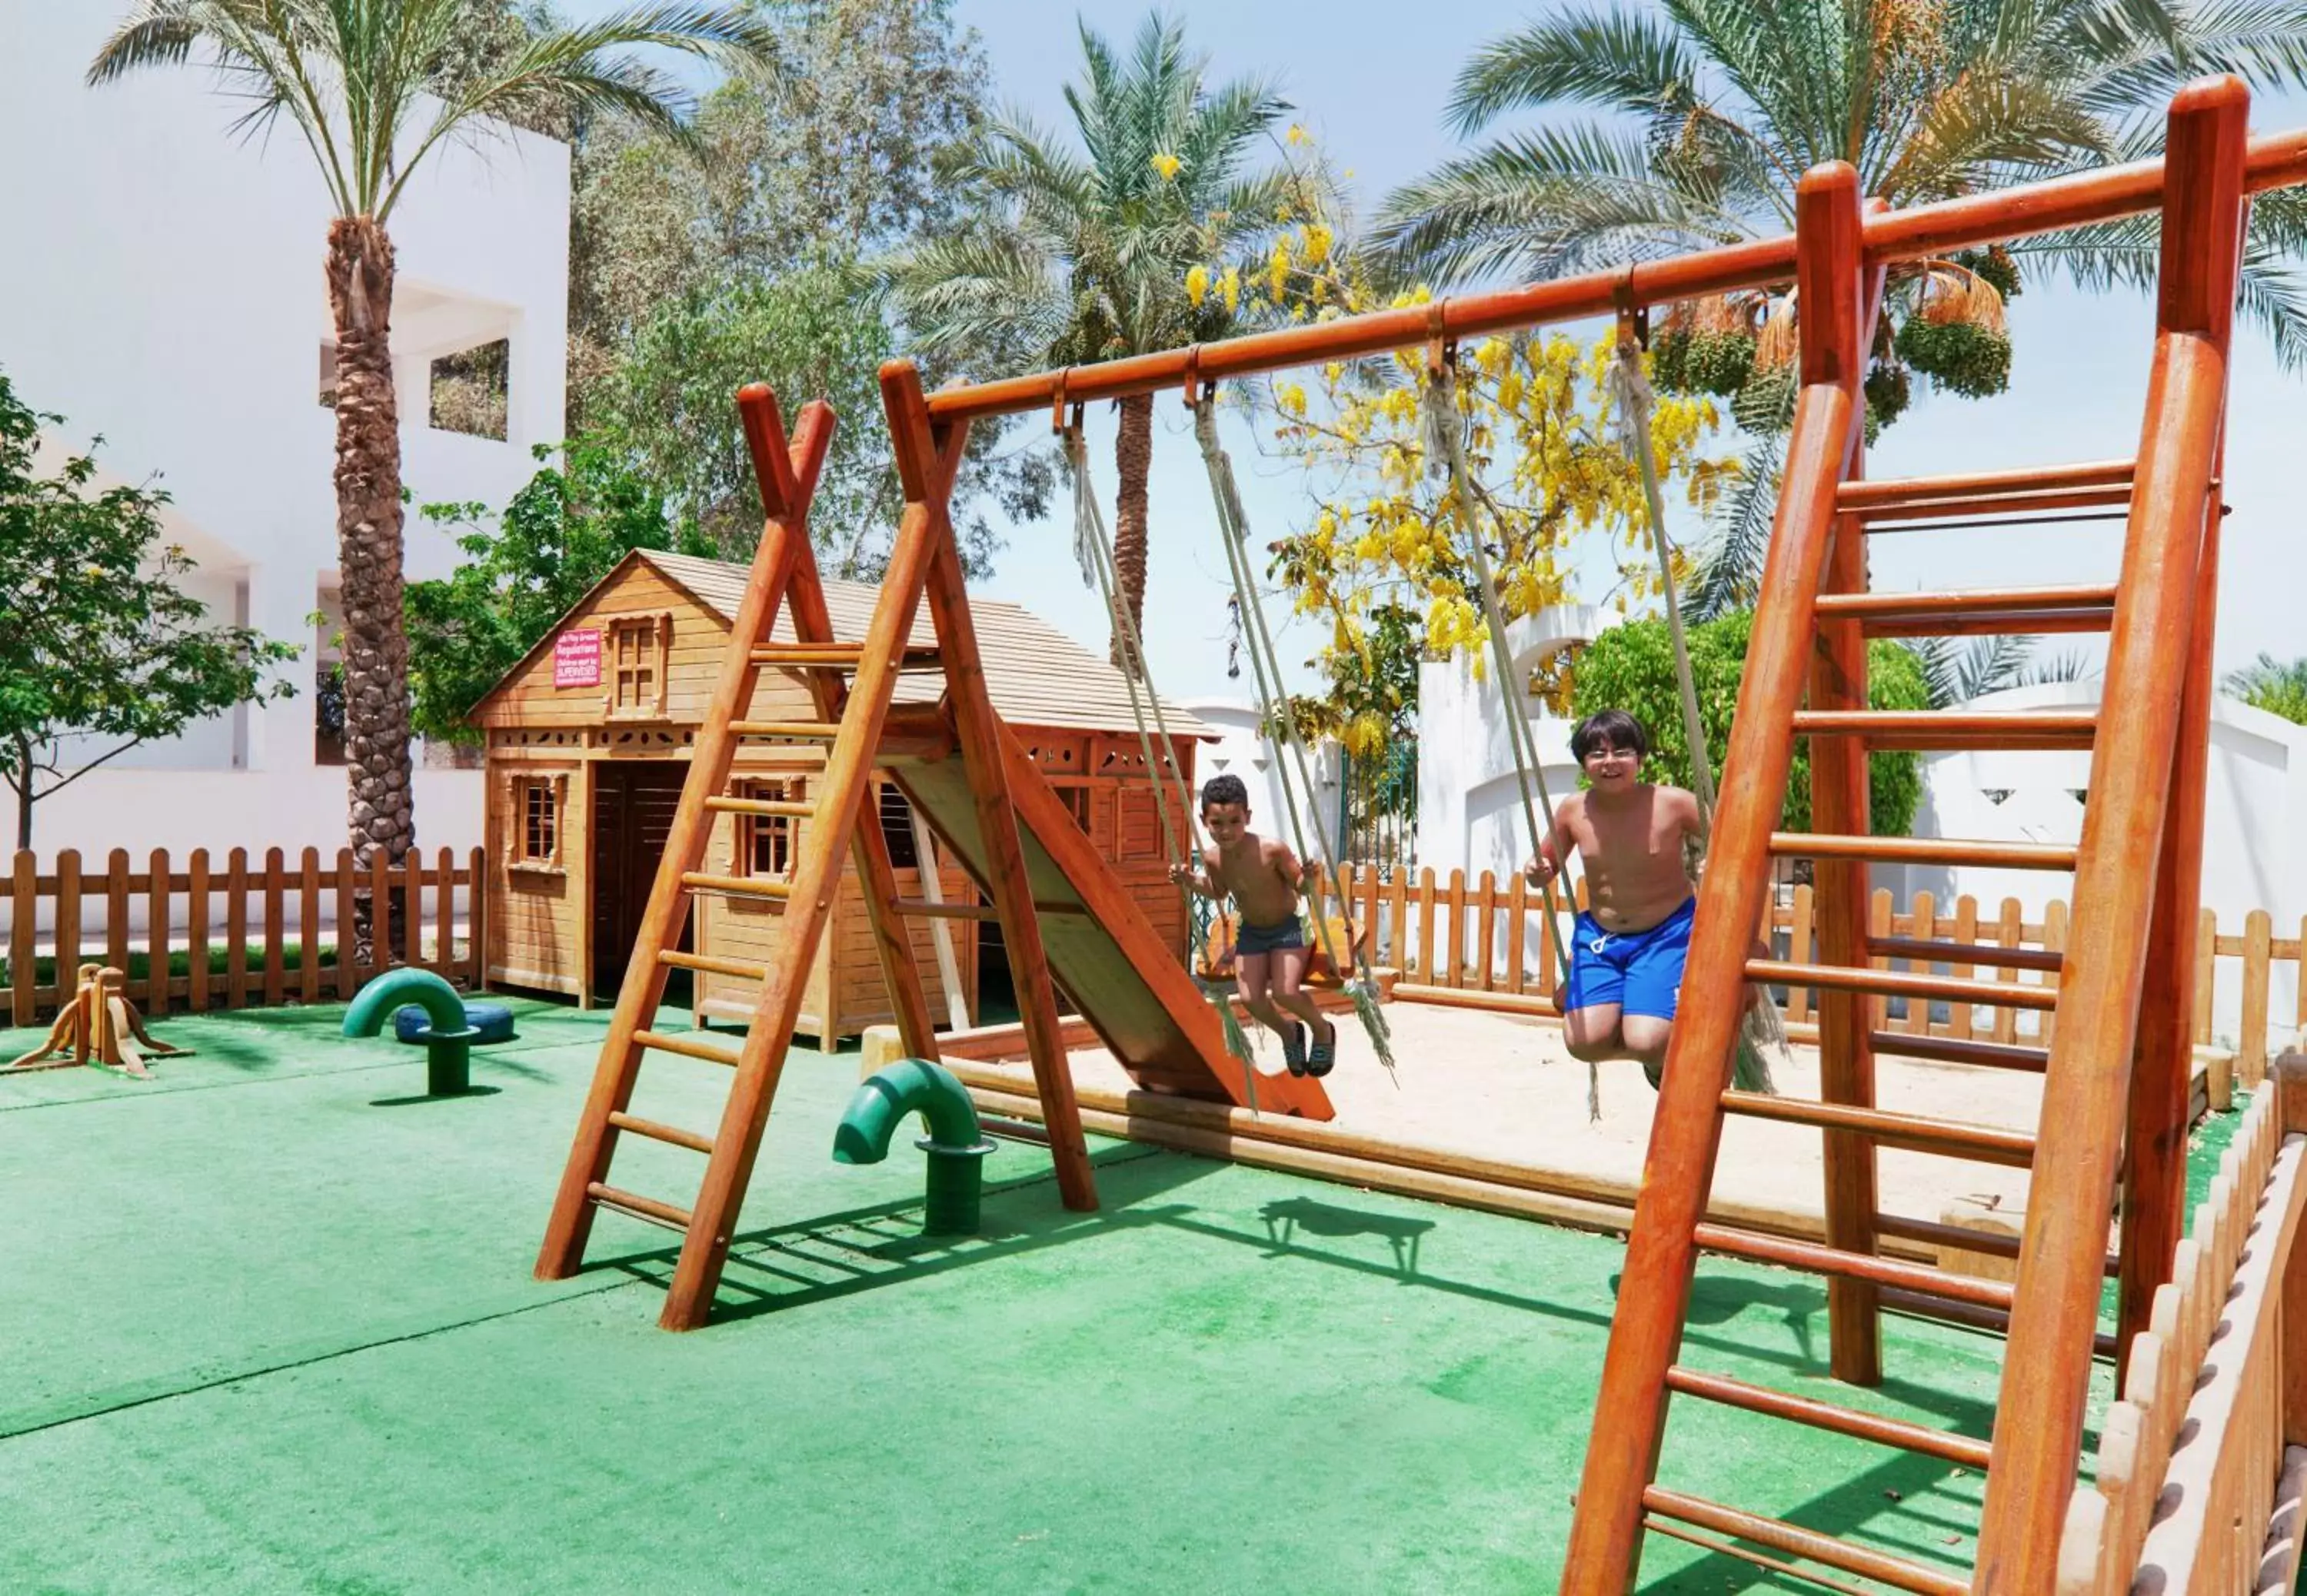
[467,549,1207,1042]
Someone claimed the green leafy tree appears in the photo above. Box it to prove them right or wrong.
[894,11,1295,669]
[406,437,679,746]
[1570,610,1929,834]
[591,264,1034,577]
[90,0,778,882]
[2225,652,2307,723]
[0,373,299,848]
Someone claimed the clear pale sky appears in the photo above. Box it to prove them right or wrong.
[567,1,2307,709]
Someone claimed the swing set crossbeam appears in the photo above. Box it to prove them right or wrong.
[917,129,2307,426]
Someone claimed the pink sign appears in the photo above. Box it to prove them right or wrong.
[554,628,602,688]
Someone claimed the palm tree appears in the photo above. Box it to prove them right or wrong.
[1380,0,2307,612]
[893,12,1292,671]
[88,2,776,916]
[2225,652,2307,722]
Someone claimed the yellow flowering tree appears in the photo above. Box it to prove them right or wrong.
[1186,163,1733,759]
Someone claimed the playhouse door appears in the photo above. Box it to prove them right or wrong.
[591,760,690,996]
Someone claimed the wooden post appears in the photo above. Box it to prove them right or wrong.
[333,850,356,999]
[2282,1051,2307,1449]
[1388,867,1408,976]
[263,846,286,1005]
[434,846,454,979]
[185,849,208,1012]
[1904,889,1936,1035]
[1786,883,1813,1026]
[889,361,1095,1213]
[1446,867,1467,988]
[1476,870,1497,991]
[1560,160,1868,1594]
[1974,76,2249,1596]
[12,851,35,1027]
[400,850,421,971]
[299,848,323,1002]
[468,846,487,989]
[2123,474,2222,1358]
[147,848,170,1016]
[225,848,248,1008]
[1507,873,1528,995]
[2242,908,2273,1086]
[1416,866,1436,983]
[105,847,130,974]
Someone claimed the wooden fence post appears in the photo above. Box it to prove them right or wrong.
[188,849,209,1012]
[55,850,82,1013]
[147,847,171,1016]
[467,846,487,989]
[10,851,35,1027]
[2242,909,2273,1086]
[435,846,454,977]
[2195,906,2219,1046]
[335,850,358,999]
[262,846,286,1005]
[1415,866,1436,983]
[299,847,323,1003]
[225,847,249,1009]
[106,847,131,973]
[2281,1051,2307,1448]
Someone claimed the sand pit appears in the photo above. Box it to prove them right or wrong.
[1034,999,2041,1238]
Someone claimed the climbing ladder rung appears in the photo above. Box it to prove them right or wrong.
[1748,959,2059,1011]
[728,720,844,740]
[1835,458,2135,510]
[1719,1091,2035,1166]
[633,1029,743,1067]
[1864,936,2064,974]
[1790,710,2097,749]
[1643,1488,1967,1596]
[1852,484,2135,524]
[1877,1288,2119,1362]
[586,1182,695,1232]
[657,949,770,981]
[1866,1031,2051,1071]
[703,795,816,819]
[1768,833,2078,870]
[681,872,793,901]
[608,1111,716,1155]
[750,644,942,670]
[1815,583,2118,620]
[1663,1367,1992,1468]
[1859,604,2116,638]
[1693,1222,2016,1309]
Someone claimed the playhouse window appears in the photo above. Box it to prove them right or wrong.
[1056,784,1093,835]
[737,779,801,878]
[517,777,561,866]
[609,616,669,716]
[878,781,920,870]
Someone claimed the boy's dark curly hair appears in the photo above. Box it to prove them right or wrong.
[1199,773,1250,811]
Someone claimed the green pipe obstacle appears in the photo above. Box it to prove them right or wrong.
[343,969,496,1097]
[833,1059,997,1235]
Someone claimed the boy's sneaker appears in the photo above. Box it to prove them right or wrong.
[1307,1029,1336,1078]
[1282,1023,1308,1077]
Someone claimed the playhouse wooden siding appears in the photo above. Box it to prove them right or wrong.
[468,550,1204,1041]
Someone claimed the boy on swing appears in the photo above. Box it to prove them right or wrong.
[1171,773,1340,1077]
[1523,709,1706,1086]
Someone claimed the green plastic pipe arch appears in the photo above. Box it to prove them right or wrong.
[342,968,477,1096]
[833,1059,994,1235]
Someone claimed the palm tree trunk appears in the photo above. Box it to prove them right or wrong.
[325,216,417,957]
[1110,392,1154,676]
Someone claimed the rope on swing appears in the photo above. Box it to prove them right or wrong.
[1060,405,1264,1107]
[1416,354,1597,1117]
[1603,314,1786,1094]
[1190,391,1398,1081]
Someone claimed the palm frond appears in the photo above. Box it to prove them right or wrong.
[1683,436,1781,620]
[1447,5,1706,133]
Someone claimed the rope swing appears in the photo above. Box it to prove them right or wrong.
[1190,391,1398,1082]
[1060,404,1264,1104]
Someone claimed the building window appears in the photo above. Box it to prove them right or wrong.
[736,779,802,878]
[429,338,510,441]
[1057,783,1094,835]
[608,616,670,717]
[514,775,566,868]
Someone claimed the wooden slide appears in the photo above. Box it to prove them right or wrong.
[893,717,1335,1120]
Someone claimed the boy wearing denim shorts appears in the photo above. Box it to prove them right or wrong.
[1171,774,1339,1076]
[1523,710,1704,1087]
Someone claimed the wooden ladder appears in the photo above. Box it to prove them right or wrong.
[1559,82,2247,1595]
[536,369,1097,1332]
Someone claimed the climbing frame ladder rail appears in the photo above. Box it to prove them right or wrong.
[881,361,1098,1213]
[1809,197,1893,1388]
[535,391,837,1286]
[1558,158,1873,1594]
[1973,77,2249,1593]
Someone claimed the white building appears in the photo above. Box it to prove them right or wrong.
[0,7,569,866]
[1180,698,1344,861]
[1416,604,1611,886]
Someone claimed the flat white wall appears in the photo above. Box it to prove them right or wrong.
[0,8,570,863]
[1909,681,2305,1049]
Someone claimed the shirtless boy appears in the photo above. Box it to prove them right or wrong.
[1170,774,1339,1076]
[1523,709,1704,1085]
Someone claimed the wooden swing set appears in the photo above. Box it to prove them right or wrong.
[536,72,2307,1595]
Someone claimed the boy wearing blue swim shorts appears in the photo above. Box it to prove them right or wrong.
[1523,710,1705,1088]
[1171,774,1339,1076]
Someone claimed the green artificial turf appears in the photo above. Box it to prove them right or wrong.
[0,999,2189,1594]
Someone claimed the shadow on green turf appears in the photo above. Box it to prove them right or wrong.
[368,1086,504,1107]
